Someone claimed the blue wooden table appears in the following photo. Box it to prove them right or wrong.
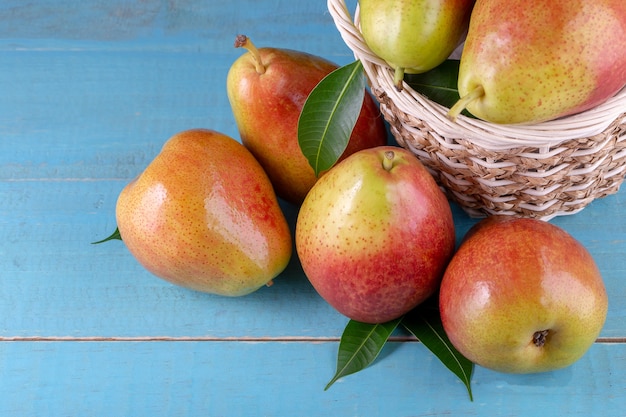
[1,1,624,416]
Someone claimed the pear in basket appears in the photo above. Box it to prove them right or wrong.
[359,0,475,91]
[448,0,626,124]
[227,35,387,206]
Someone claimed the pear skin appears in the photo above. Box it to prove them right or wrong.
[295,147,455,324]
[359,0,475,90]
[226,35,387,206]
[116,129,292,296]
[439,216,608,373]
[449,0,626,124]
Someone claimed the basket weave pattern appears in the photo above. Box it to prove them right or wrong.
[328,0,626,220]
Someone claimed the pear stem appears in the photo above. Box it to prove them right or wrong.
[383,150,395,171]
[447,85,485,122]
[234,34,266,74]
[393,67,406,91]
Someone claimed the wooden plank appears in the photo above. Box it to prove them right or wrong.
[0,3,361,182]
[0,47,360,182]
[0,0,624,415]
[0,179,624,339]
[0,340,622,416]
[0,0,358,58]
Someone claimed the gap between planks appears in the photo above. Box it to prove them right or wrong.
[0,336,624,343]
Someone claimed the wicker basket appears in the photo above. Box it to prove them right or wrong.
[328,0,626,220]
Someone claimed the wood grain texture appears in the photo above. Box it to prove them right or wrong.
[0,0,624,415]
[0,341,623,417]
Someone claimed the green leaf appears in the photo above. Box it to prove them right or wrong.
[92,227,122,244]
[401,301,474,401]
[298,60,366,177]
[404,59,472,117]
[325,317,402,390]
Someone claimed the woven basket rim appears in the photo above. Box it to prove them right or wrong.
[327,0,626,151]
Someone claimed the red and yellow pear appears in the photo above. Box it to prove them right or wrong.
[296,146,456,324]
[115,129,292,296]
[359,0,475,90]
[439,216,608,373]
[448,0,626,123]
[227,35,387,205]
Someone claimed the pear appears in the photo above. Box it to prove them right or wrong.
[226,35,387,206]
[116,129,292,296]
[440,216,608,373]
[448,0,626,124]
[295,146,456,324]
[359,0,475,90]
